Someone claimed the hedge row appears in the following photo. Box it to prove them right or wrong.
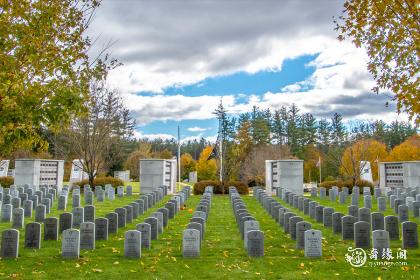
[0,176,14,188]
[193,180,249,195]
[319,179,374,194]
[72,177,124,189]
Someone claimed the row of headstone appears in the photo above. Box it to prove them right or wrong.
[256,187,322,258]
[124,186,192,259]
[278,187,418,251]
[182,187,212,258]
[229,187,264,257]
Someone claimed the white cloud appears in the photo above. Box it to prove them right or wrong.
[187,126,207,132]
[133,131,175,141]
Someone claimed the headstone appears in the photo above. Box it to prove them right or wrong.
[315,206,324,223]
[62,229,80,259]
[12,207,24,229]
[377,197,386,212]
[115,208,127,228]
[332,212,344,234]
[95,218,109,240]
[284,213,296,233]
[11,197,21,209]
[1,229,19,258]
[44,217,58,240]
[372,230,390,257]
[398,205,409,223]
[304,229,322,257]
[413,201,420,218]
[354,221,371,248]
[348,205,359,218]
[25,222,41,249]
[289,216,304,240]
[106,212,118,234]
[384,215,399,240]
[244,220,260,249]
[144,217,158,240]
[402,221,418,249]
[246,230,264,257]
[84,205,95,223]
[182,229,200,258]
[296,221,312,249]
[72,207,84,228]
[130,202,139,219]
[157,208,169,227]
[1,204,12,222]
[323,208,334,227]
[80,222,95,250]
[342,215,357,240]
[126,185,133,196]
[124,230,141,258]
[59,212,73,233]
[136,223,151,249]
[371,212,384,231]
[363,195,372,209]
[358,207,371,224]
[72,194,80,208]
[23,200,33,218]
[123,205,133,224]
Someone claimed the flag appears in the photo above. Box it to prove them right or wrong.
[207,135,220,160]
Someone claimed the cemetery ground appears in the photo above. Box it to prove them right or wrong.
[0,193,419,279]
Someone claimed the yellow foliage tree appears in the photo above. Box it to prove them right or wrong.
[124,142,152,179]
[340,139,388,184]
[196,146,217,181]
[387,135,420,162]
[303,145,321,183]
[180,153,196,179]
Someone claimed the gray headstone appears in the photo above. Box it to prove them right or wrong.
[58,195,67,211]
[246,230,264,257]
[358,207,371,224]
[12,207,24,229]
[72,207,84,228]
[372,230,390,257]
[105,212,118,234]
[95,218,109,241]
[413,201,420,218]
[304,229,322,257]
[115,208,127,228]
[130,202,139,219]
[25,222,41,249]
[126,185,133,196]
[332,212,344,234]
[11,197,21,209]
[371,212,385,231]
[398,205,409,223]
[72,194,80,208]
[124,230,141,258]
[244,220,260,249]
[348,205,359,218]
[384,215,399,240]
[80,222,95,250]
[342,215,357,240]
[157,208,169,227]
[323,207,334,227]
[84,205,95,223]
[62,229,80,259]
[315,206,324,223]
[123,205,133,224]
[136,223,151,249]
[1,229,19,258]
[289,216,304,240]
[144,217,158,240]
[23,200,33,218]
[284,213,296,233]
[296,221,311,249]
[354,221,371,248]
[1,204,12,222]
[402,221,418,249]
[59,212,73,233]
[377,197,386,212]
[44,217,58,240]
[182,229,200,258]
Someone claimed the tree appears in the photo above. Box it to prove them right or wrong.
[180,153,196,180]
[67,81,135,186]
[124,142,152,180]
[336,0,420,124]
[0,0,111,157]
[196,146,217,181]
[387,134,420,161]
[339,138,388,184]
[156,149,173,159]
[302,145,321,183]
[331,113,347,146]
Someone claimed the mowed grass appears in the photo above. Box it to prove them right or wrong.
[0,194,419,279]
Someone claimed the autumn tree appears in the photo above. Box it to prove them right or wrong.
[0,0,111,157]
[124,142,152,179]
[336,0,420,124]
[196,146,217,181]
[302,145,321,183]
[67,81,135,186]
[387,134,420,161]
[339,138,388,185]
[180,153,196,180]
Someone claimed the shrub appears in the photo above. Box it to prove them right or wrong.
[0,176,14,187]
[193,180,249,195]
[319,179,374,194]
[72,176,124,190]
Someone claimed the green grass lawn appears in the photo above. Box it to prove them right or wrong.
[0,194,419,279]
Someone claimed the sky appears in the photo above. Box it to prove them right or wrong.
[88,0,408,142]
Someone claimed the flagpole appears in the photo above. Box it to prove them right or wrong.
[219,119,223,183]
[319,156,322,184]
[177,125,181,190]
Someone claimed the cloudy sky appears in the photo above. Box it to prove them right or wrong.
[88,0,407,142]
